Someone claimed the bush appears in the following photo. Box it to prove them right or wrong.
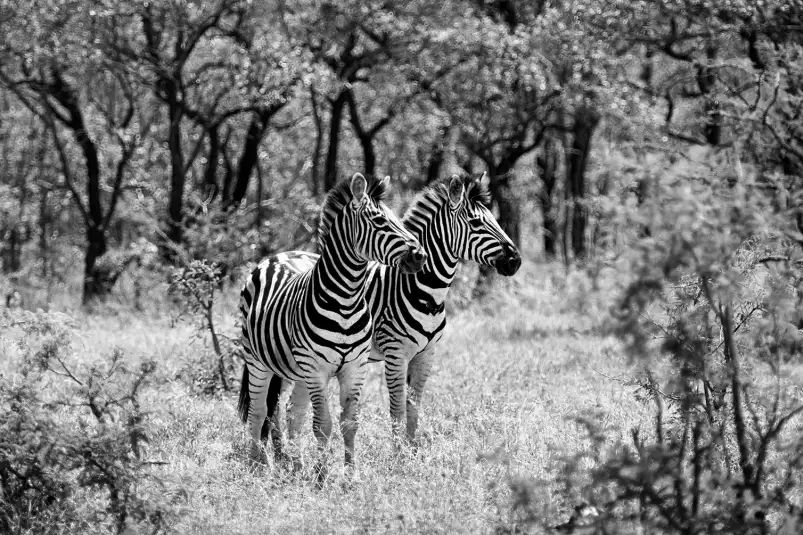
[167,259,239,395]
[576,171,803,533]
[181,187,319,279]
[0,310,173,534]
[495,166,803,533]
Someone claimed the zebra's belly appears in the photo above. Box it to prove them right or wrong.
[244,321,373,380]
[308,337,373,378]
[370,320,444,363]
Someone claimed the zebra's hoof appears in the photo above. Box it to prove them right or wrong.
[248,444,268,466]
[313,462,329,489]
[339,468,361,491]
[273,450,291,465]
[292,458,304,473]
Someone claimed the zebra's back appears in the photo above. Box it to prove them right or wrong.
[239,251,317,381]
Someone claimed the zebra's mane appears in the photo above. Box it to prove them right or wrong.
[404,174,491,223]
[317,175,389,254]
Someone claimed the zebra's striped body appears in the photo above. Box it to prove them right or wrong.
[284,174,520,441]
[238,173,425,475]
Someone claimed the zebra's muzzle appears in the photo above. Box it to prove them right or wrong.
[400,245,427,274]
[494,245,521,276]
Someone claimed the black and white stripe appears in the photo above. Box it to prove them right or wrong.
[284,173,520,441]
[237,173,425,473]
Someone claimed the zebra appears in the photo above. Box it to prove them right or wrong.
[237,172,427,478]
[279,173,520,443]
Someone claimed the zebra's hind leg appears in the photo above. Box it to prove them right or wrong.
[287,381,311,440]
[406,350,434,444]
[384,354,409,442]
[338,361,368,469]
[244,365,273,462]
[307,375,334,487]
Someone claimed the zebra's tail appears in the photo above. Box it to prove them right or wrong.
[238,365,250,425]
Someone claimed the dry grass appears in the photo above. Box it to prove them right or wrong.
[1,260,655,534]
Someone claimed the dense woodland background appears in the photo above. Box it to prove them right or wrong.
[0,0,798,304]
[3,1,803,534]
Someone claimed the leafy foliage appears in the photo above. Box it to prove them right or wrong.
[0,311,172,534]
[552,162,803,532]
[2,1,803,530]
[167,259,238,394]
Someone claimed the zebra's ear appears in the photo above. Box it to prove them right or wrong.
[448,174,465,207]
[350,172,367,206]
[380,175,391,191]
[479,171,490,190]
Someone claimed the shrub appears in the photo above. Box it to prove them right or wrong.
[571,171,803,533]
[0,310,172,534]
[496,166,803,533]
[167,259,239,395]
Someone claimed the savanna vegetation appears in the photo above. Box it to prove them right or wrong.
[2,0,803,533]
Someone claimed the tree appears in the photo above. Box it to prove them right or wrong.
[174,1,306,210]
[445,5,559,249]
[536,135,560,256]
[281,1,450,190]
[111,0,248,245]
[586,0,803,237]
[0,1,152,303]
[0,103,42,274]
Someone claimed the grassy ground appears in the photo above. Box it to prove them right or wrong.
[2,259,655,534]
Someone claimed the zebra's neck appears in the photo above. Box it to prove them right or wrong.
[310,238,370,313]
[404,206,458,304]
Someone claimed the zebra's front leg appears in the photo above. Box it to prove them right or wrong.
[287,381,311,440]
[286,381,311,471]
[307,375,333,486]
[406,350,434,443]
[268,377,294,463]
[384,354,409,441]
[338,360,368,469]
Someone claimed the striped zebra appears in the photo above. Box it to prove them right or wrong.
[280,173,520,442]
[237,173,426,476]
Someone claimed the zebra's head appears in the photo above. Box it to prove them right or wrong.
[320,173,426,274]
[443,173,521,276]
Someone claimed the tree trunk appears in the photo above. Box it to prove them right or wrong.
[537,138,560,257]
[82,225,108,304]
[635,169,652,238]
[489,163,521,247]
[567,105,600,262]
[3,228,20,273]
[165,79,186,244]
[203,123,220,202]
[344,88,377,178]
[310,86,324,196]
[256,159,264,232]
[39,189,49,278]
[220,127,234,204]
[426,122,451,184]
[324,91,348,191]
[360,137,377,178]
[49,73,114,302]
[231,109,272,207]
[698,45,721,146]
